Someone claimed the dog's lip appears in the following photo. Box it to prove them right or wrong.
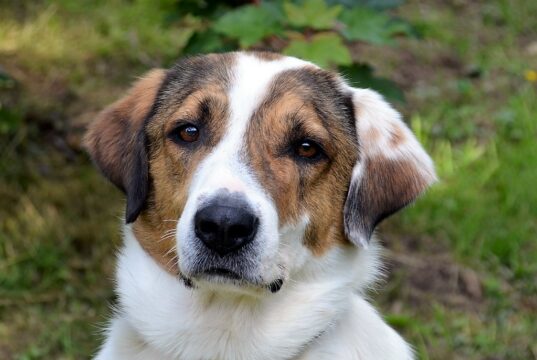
[202,267,242,280]
[193,269,284,293]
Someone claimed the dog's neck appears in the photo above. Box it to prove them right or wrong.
[115,226,379,359]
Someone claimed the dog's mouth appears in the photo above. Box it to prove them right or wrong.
[203,267,242,280]
[185,268,284,293]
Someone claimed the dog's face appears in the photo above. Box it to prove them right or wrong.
[85,52,436,294]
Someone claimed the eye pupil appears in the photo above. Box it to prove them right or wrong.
[296,140,319,158]
[178,125,199,142]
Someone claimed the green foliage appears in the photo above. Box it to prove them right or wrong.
[0,69,22,135]
[181,0,411,100]
[0,107,22,135]
[214,4,284,48]
[284,33,351,68]
[171,0,226,17]
[340,63,405,102]
[182,29,234,54]
[284,0,342,30]
[339,7,411,44]
[328,0,405,10]
[402,88,537,270]
[0,69,16,89]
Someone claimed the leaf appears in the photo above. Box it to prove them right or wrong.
[327,0,405,10]
[385,18,414,37]
[339,7,400,45]
[283,33,351,68]
[213,4,284,48]
[340,63,404,102]
[182,29,236,55]
[284,0,342,30]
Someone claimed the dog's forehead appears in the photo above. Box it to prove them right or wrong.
[157,52,350,121]
[149,52,357,167]
[227,53,315,120]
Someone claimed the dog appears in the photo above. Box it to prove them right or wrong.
[84,51,436,360]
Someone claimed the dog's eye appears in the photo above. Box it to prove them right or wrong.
[170,124,200,143]
[295,140,322,159]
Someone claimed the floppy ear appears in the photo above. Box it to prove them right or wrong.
[84,69,166,223]
[343,88,437,247]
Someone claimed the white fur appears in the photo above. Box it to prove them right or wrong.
[348,88,436,179]
[298,296,414,360]
[95,54,418,359]
[96,227,412,360]
[177,54,314,286]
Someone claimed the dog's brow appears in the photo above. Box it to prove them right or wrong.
[186,95,217,122]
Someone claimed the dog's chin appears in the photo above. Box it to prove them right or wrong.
[203,267,243,280]
[183,269,284,296]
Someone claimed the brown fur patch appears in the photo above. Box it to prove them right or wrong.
[87,54,234,274]
[135,85,230,272]
[389,124,406,147]
[84,69,166,192]
[364,126,381,144]
[361,156,430,224]
[246,67,358,256]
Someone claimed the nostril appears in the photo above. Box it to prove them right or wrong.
[199,220,218,235]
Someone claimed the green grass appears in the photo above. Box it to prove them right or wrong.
[404,83,537,271]
[379,1,537,358]
[1,0,536,359]
[389,84,537,359]
[0,148,120,358]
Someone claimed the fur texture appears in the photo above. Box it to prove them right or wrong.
[85,52,436,360]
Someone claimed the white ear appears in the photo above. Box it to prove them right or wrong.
[343,88,437,247]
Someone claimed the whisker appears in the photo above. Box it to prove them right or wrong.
[160,230,176,237]
[160,229,177,237]
[158,234,177,243]
[164,245,178,257]
[164,253,179,270]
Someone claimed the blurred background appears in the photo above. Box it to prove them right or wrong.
[0,0,536,359]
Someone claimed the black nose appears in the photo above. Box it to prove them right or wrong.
[194,197,258,256]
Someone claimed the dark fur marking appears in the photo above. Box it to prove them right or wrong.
[343,157,431,244]
[244,66,359,252]
[84,69,166,224]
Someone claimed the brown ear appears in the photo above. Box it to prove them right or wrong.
[84,69,166,223]
[343,89,437,247]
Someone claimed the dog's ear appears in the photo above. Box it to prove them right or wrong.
[343,88,437,247]
[84,69,166,223]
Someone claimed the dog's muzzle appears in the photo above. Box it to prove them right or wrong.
[178,189,283,293]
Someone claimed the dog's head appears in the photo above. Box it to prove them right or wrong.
[85,52,436,294]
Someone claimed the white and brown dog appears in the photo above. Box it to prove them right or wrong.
[85,52,436,360]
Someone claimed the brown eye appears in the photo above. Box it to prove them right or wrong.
[177,124,199,143]
[295,140,320,159]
